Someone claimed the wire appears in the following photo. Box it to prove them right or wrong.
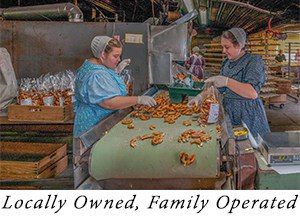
[86,0,109,22]
[132,0,137,21]
[281,3,300,15]
[151,0,155,20]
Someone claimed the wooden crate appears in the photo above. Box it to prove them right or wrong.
[269,94,287,104]
[8,104,73,122]
[0,141,67,180]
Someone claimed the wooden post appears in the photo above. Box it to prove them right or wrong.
[92,8,96,21]
[288,43,291,78]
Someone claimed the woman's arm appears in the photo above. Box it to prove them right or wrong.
[99,96,138,110]
[227,78,258,99]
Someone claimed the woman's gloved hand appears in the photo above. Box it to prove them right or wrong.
[116,59,131,73]
[205,75,229,88]
[187,94,202,107]
[137,96,157,107]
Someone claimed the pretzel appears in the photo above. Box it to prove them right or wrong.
[130,138,138,148]
[151,136,164,145]
[182,120,191,126]
[190,139,203,147]
[139,114,150,121]
[140,134,153,140]
[127,123,134,129]
[63,89,73,105]
[178,129,195,143]
[191,130,206,138]
[122,118,133,125]
[130,111,139,118]
[216,124,222,134]
[179,152,196,166]
[149,125,156,130]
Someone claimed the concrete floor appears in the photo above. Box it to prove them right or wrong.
[265,95,300,132]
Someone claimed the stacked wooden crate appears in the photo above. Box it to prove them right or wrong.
[268,76,292,94]
[203,39,225,75]
[261,76,292,106]
[0,141,68,180]
[247,32,279,63]
[247,32,288,106]
[8,104,73,123]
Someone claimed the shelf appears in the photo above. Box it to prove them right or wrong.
[205,57,224,62]
[203,43,221,47]
[205,49,223,52]
[204,53,225,57]
[205,63,222,67]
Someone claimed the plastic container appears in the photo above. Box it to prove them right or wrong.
[233,126,249,141]
[169,81,205,103]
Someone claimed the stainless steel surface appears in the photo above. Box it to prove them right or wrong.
[259,132,300,149]
[107,23,150,94]
[150,23,189,61]
[259,132,300,166]
[150,51,173,84]
[78,108,132,149]
[0,21,150,94]
[142,85,159,96]
[172,9,198,26]
[1,3,83,22]
[220,114,235,148]
[149,22,190,84]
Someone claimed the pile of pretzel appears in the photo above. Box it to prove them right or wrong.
[18,89,73,106]
[131,93,200,123]
[199,96,219,123]
[179,152,195,166]
[121,118,134,129]
[175,73,187,81]
[18,90,42,106]
[178,129,211,147]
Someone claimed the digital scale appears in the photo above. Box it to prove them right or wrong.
[258,132,300,166]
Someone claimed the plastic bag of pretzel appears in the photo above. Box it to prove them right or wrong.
[198,82,224,124]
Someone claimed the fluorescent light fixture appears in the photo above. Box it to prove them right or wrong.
[199,8,207,25]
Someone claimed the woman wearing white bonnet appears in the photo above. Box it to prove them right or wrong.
[190,27,270,138]
[185,46,205,80]
[73,36,157,137]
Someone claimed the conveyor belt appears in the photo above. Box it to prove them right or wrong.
[90,92,220,180]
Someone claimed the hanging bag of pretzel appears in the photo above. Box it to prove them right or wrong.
[198,82,223,124]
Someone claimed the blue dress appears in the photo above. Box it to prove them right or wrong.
[73,60,127,137]
[219,53,270,138]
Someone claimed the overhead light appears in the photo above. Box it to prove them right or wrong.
[199,8,207,25]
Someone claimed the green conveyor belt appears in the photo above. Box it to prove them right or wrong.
[90,102,220,181]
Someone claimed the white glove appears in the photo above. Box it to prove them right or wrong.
[188,94,202,107]
[205,76,229,88]
[137,96,157,107]
[116,59,131,73]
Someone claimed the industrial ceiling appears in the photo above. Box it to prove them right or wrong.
[0,0,299,34]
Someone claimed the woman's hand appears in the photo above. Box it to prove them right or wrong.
[205,76,229,88]
[137,96,157,107]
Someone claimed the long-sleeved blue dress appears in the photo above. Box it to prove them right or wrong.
[219,53,270,138]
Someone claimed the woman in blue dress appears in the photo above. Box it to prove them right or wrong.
[74,36,156,137]
[190,28,270,138]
